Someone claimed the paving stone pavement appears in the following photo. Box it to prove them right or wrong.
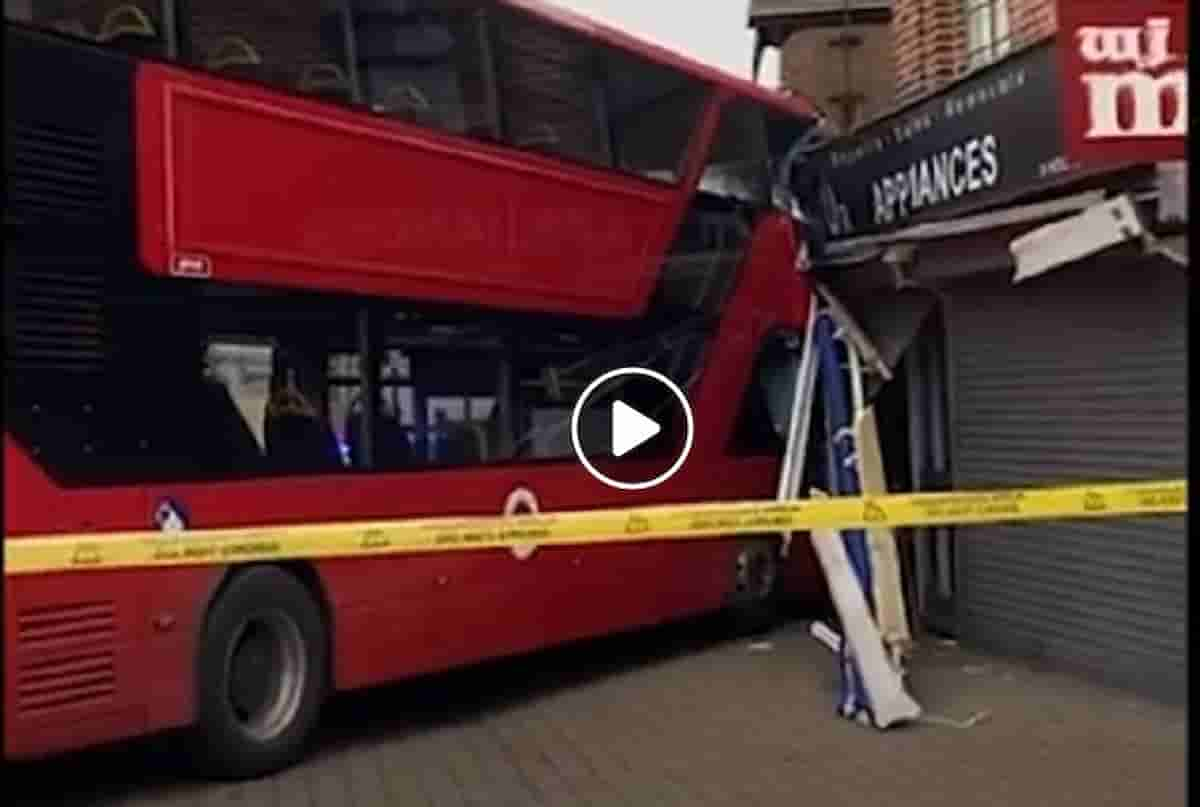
[9,615,1186,807]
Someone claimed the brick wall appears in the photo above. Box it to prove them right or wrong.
[774,15,896,133]
[892,0,1058,99]
[892,0,965,101]
[762,0,1060,122]
[1007,0,1057,49]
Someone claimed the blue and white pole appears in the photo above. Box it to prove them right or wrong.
[814,311,877,723]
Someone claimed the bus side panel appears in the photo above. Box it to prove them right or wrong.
[4,564,222,759]
[321,540,740,694]
[304,454,774,693]
[135,63,681,318]
[4,571,148,759]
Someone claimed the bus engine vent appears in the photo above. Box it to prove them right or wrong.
[5,121,109,229]
[15,601,117,715]
[6,255,107,374]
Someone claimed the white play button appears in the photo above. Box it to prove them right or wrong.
[611,400,661,458]
[570,367,695,491]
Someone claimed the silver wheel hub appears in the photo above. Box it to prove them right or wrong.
[224,610,308,742]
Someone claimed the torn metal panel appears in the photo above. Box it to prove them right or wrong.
[1152,235,1188,267]
[1010,195,1146,283]
[814,283,893,381]
[809,284,938,403]
[855,288,937,373]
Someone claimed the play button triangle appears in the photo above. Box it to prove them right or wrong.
[611,400,661,458]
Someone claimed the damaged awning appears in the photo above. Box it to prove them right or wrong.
[807,182,1187,398]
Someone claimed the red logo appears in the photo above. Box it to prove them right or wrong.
[1058,0,1188,165]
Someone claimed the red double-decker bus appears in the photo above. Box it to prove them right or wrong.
[5,0,824,778]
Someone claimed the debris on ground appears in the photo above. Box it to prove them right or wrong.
[919,711,993,729]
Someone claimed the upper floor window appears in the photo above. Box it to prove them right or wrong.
[514,317,710,460]
[490,6,610,167]
[7,0,167,55]
[6,1,711,182]
[603,48,707,183]
[700,98,771,206]
[963,0,1011,72]
[181,1,354,102]
[350,1,497,136]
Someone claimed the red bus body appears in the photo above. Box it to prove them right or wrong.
[4,0,823,763]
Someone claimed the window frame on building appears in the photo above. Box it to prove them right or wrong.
[962,0,1012,72]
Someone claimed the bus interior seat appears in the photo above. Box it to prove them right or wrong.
[205,35,265,81]
[266,412,343,473]
[372,83,439,126]
[345,408,415,470]
[297,62,354,102]
[96,4,162,56]
[263,365,342,473]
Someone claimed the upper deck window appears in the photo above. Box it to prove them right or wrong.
[602,47,706,183]
[700,98,771,206]
[6,1,167,55]
[350,1,498,136]
[181,1,355,102]
[8,2,714,185]
[491,6,611,167]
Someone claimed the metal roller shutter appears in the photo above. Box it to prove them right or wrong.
[946,256,1187,702]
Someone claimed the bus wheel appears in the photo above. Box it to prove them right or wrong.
[726,540,780,636]
[192,566,328,780]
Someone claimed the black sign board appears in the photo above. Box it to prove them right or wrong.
[797,42,1071,241]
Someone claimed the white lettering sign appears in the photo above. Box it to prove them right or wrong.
[1077,17,1187,140]
[1077,17,1174,70]
[871,135,999,227]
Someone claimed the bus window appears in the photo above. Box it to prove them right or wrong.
[376,313,507,468]
[350,1,496,136]
[515,319,710,460]
[8,1,166,54]
[182,0,354,102]
[206,341,273,454]
[327,350,360,465]
[654,200,752,316]
[729,330,806,456]
[493,6,611,168]
[262,341,346,473]
[601,48,707,183]
[699,98,771,206]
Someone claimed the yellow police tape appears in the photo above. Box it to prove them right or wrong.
[3,479,1187,576]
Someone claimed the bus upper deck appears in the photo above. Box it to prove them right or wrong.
[7,1,819,314]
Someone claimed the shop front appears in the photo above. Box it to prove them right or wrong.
[798,0,1188,701]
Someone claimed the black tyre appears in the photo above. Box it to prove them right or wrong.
[725,540,782,636]
[191,566,328,780]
